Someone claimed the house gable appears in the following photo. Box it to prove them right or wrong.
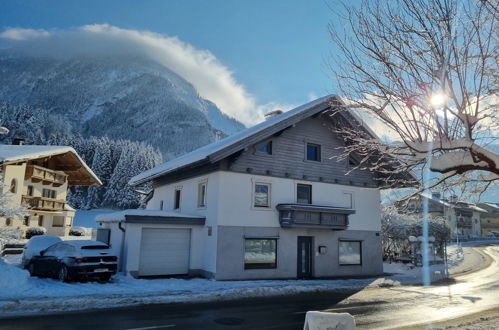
[227,116,378,187]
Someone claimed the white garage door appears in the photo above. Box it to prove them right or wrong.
[139,228,191,276]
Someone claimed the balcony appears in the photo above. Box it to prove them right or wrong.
[21,196,66,211]
[25,165,67,187]
[276,204,354,230]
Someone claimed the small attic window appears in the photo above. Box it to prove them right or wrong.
[257,141,272,155]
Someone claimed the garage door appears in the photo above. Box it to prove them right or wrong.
[139,228,191,276]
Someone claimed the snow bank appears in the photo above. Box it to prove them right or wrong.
[0,244,489,316]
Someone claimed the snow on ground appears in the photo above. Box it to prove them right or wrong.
[0,242,494,316]
[73,209,114,228]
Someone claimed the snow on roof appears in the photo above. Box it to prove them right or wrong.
[129,95,335,186]
[0,144,101,186]
[483,202,499,210]
[96,209,205,222]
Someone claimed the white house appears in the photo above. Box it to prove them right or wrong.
[396,192,485,239]
[0,143,101,236]
[97,95,413,280]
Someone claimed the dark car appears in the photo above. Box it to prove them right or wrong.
[26,240,118,282]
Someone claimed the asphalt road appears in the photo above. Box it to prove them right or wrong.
[2,244,498,330]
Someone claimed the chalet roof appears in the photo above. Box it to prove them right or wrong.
[0,144,101,186]
[132,95,397,186]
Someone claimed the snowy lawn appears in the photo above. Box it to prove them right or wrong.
[0,253,463,317]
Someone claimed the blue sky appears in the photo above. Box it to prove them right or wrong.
[0,0,336,108]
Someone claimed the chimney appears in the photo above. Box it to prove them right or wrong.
[450,195,458,203]
[215,131,222,141]
[12,138,25,146]
[264,110,283,121]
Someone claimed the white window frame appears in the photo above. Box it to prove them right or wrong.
[197,180,208,209]
[342,191,355,209]
[173,186,182,211]
[252,181,271,209]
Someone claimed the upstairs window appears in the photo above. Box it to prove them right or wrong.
[306,143,321,161]
[9,179,17,194]
[27,185,34,196]
[257,141,272,155]
[297,184,312,204]
[42,189,57,199]
[174,189,181,210]
[254,183,270,208]
[198,182,207,208]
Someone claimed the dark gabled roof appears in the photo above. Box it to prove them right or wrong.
[130,95,342,186]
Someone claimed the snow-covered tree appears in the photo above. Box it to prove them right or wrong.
[329,0,498,195]
[0,176,26,219]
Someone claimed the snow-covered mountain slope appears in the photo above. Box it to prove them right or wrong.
[0,51,245,157]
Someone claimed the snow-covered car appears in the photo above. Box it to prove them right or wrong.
[26,240,118,282]
[21,235,62,268]
[487,231,499,238]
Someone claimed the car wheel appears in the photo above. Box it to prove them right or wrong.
[58,265,69,282]
[27,263,36,276]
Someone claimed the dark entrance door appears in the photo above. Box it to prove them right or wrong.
[297,236,313,278]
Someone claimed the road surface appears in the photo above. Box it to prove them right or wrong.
[1,244,498,330]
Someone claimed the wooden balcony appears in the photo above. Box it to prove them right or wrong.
[21,196,66,211]
[276,204,354,230]
[25,165,67,187]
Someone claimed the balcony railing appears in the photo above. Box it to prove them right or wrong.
[21,196,66,211]
[276,204,354,230]
[25,165,67,187]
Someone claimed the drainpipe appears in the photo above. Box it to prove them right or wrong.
[118,221,127,275]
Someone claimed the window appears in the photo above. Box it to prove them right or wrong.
[23,216,30,226]
[38,215,44,227]
[159,200,164,210]
[42,189,56,199]
[257,141,272,155]
[244,239,277,269]
[5,218,12,226]
[343,192,354,208]
[297,184,312,204]
[306,143,321,161]
[52,216,65,227]
[348,156,359,166]
[339,240,362,265]
[174,189,181,210]
[27,185,34,196]
[198,182,207,208]
[9,179,17,193]
[254,183,270,208]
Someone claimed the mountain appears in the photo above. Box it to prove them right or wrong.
[0,51,245,158]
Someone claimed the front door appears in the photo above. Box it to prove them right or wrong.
[297,236,313,278]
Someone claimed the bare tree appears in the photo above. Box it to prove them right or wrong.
[329,0,498,196]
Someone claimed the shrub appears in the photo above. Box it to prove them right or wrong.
[25,227,47,239]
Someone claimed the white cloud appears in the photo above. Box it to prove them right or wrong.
[0,24,297,126]
[0,28,49,40]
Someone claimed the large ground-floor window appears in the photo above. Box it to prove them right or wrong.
[244,238,277,269]
[339,240,362,265]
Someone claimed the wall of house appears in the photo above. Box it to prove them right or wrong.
[1,163,72,235]
[215,226,382,280]
[228,117,378,187]
[216,171,381,231]
[146,172,222,274]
